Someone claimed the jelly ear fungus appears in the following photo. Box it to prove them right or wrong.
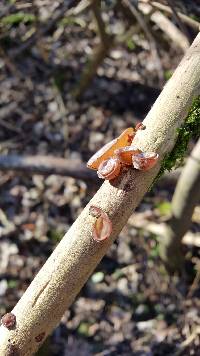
[89,206,112,242]
[97,157,121,180]
[87,127,135,170]
[132,152,159,171]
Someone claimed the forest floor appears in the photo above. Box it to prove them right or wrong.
[0,1,200,355]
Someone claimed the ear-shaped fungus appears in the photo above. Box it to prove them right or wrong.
[89,206,112,242]
[114,146,141,165]
[97,157,121,180]
[132,152,159,171]
[87,127,134,170]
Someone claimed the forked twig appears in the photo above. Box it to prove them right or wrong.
[166,0,191,41]
[150,1,200,31]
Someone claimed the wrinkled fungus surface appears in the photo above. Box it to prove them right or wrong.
[97,157,121,180]
[132,152,159,171]
[1,313,16,329]
[115,146,141,165]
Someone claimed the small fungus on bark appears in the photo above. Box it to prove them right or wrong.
[35,332,45,343]
[132,152,159,171]
[1,313,16,329]
[87,123,158,180]
[89,206,112,242]
[87,127,135,170]
[115,146,141,165]
[97,157,121,180]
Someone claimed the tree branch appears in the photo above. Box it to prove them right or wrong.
[91,0,109,44]
[120,0,164,85]
[0,155,97,182]
[73,0,113,97]
[139,2,190,51]
[159,138,200,270]
[166,0,192,41]
[1,33,200,355]
[150,1,200,31]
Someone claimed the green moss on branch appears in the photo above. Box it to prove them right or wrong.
[157,96,200,179]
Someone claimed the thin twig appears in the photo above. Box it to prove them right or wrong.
[187,258,200,297]
[174,326,200,356]
[150,1,200,31]
[73,0,113,97]
[0,155,97,182]
[120,0,164,86]
[139,2,190,52]
[69,0,91,15]
[166,0,192,42]
[91,0,109,44]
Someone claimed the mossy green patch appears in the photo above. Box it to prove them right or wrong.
[156,96,200,181]
[7,280,18,289]
[149,244,159,259]
[47,228,64,243]
[126,38,136,50]
[156,201,171,216]
[77,321,90,336]
[1,12,36,26]
[59,16,86,28]
[164,70,173,81]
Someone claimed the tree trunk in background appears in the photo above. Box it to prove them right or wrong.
[159,138,200,270]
